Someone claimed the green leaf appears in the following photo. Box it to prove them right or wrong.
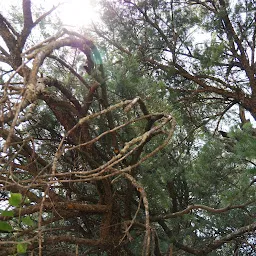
[24,197,30,204]
[247,168,256,175]
[21,216,34,227]
[1,210,14,217]
[17,243,27,253]
[0,221,13,232]
[9,193,22,207]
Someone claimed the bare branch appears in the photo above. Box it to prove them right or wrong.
[151,201,255,222]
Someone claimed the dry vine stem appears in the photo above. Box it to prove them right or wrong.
[0,3,176,254]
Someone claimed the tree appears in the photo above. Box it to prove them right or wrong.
[97,0,256,124]
[91,0,256,255]
[1,0,256,255]
[0,1,175,255]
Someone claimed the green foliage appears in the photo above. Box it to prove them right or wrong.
[21,216,35,227]
[194,40,226,70]
[247,167,256,175]
[9,193,22,207]
[230,123,256,160]
[17,243,28,254]
[0,221,13,232]
[0,210,14,217]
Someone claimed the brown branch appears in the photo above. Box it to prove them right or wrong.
[213,101,237,134]
[0,54,9,63]
[218,0,255,92]
[1,128,49,172]
[128,1,173,51]
[0,14,18,53]
[43,235,104,247]
[0,201,109,221]
[14,211,80,240]
[0,175,40,203]
[174,221,256,255]
[196,74,237,91]
[33,4,60,27]
[251,11,256,69]
[25,36,96,86]
[62,113,162,153]
[91,30,246,105]
[21,0,33,45]
[21,29,65,56]
[124,173,151,256]
[92,24,132,56]
[0,235,105,255]
[0,45,10,57]
[20,2,60,48]
[239,105,249,125]
[49,54,90,89]
[188,0,216,12]
[43,76,82,113]
[151,202,254,222]
[82,81,100,115]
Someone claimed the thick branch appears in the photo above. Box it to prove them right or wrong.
[218,0,256,92]
[43,77,82,113]
[0,202,109,221]
[0,14,18,54]
[22,0,33,33]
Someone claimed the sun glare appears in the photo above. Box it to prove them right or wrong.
[56,0,100,28]
[0,0,100,29]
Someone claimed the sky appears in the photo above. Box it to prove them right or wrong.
[0,0,100,28]
[54,0,100,27]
